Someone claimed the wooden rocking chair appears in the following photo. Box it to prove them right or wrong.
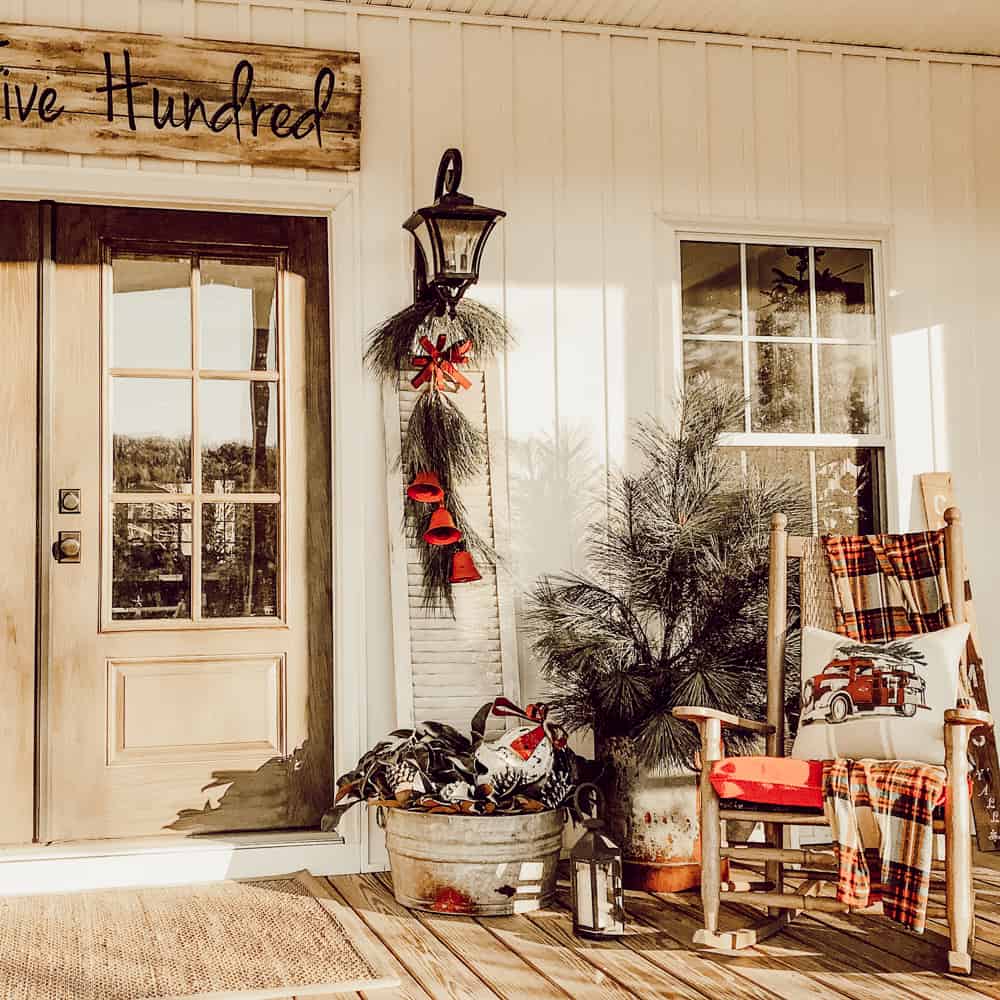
[673,507,993,974]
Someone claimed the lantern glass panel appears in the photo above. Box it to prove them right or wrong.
[571,853,624,937]
[435,215,487,276]
[410,217,438,281]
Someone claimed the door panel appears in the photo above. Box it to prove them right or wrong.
[0,202,39,845]
[44,205,333,841]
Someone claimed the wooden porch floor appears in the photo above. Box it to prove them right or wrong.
[309,861,1000,1000]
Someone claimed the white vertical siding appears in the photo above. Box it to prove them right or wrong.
[2,0,1000,713]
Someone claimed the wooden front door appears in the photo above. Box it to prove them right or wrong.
[42,205,333,841]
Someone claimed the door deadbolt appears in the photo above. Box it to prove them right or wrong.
[54,531,81,564]
[59,488,81,514]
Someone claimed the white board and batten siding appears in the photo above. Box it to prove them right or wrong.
[386,370,520,732]
[3,1,1000,792]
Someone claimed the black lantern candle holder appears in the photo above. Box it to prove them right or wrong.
[570,783,626,939]
[404,147,506,316]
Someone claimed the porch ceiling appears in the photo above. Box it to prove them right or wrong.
[352,0,1000,58]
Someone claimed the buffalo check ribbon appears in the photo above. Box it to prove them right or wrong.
[410,334,473,391]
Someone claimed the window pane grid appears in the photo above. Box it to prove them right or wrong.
[107,250,282,626]
[681,237,886,534]
[682,239,881,438]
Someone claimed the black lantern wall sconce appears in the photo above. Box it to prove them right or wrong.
[404,148,506,317]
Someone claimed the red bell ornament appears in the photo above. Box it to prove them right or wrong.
[423,505,462,546]
[407,471,445,504]
[450,548,482,583]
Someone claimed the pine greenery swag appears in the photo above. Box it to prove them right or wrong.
[526,377,811,771]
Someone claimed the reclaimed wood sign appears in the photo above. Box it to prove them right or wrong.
[0,23,360,170]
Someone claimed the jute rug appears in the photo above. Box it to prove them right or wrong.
[0,870,398,1000]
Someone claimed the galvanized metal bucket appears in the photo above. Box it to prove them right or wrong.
[600,735,706,892]
[382,807,564,915]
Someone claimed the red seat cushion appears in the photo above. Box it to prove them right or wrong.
[709,757,950,810]
[710,757,826,809]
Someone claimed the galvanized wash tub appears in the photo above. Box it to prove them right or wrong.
[383,807,564,915]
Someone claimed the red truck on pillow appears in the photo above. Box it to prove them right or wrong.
[801,654,929,725]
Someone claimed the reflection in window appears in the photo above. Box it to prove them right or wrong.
[112,502,192,620]
[680,241,741,337]
[815,247,875,340]
[202,503,279,618]
[743,447,880,535]
[749,341,813,433]
[683,339,744,431]
[680,239,886,535]
[111,256,191,370]
[815,448,879,535]
[818,344,878,435]
[747,244,810,339]
[200,260,278,371]
[200,380,279,493]
[106,251,284,627]
[112,378,192,493]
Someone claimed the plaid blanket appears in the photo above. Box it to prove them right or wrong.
[823,759,945,931]
[822,530,952,642]
[821,530,956,931]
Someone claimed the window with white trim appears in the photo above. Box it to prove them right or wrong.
[680,237,887,534]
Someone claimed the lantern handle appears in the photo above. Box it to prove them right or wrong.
[574,782,604,822]
[435,148,463,200]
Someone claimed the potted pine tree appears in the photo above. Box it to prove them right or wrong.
[526,378,808,890]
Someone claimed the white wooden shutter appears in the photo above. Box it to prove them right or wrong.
[384,367,520,731]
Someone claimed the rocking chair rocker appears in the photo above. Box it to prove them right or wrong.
[673,507,993,974]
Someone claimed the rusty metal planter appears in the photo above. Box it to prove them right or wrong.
[383,807,564,915]
[600,735,716,892]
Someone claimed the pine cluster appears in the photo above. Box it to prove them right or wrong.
[526,377,810,769]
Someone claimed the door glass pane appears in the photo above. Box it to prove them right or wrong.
[680,241,741,336]
[749,342,813,432]
[202,503,279,618]
[200,260,278,371]
[112,377,192,492]
[201,380,279,493]
[816,448,881,535]
[815,247,875,340]
[747,244,810,339]
[111,502,192,620]
[111,256,191,369]
[818,344,879,434]
[682,340,744,430]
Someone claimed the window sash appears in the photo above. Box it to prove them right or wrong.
[679,234,889,446]
[677,232,891,534]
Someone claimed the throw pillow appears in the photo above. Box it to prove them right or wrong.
[791,623,970,765]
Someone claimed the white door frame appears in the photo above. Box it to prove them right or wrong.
[0,162,369,892]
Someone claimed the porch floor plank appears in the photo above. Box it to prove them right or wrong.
[300,865,1000,1000]
[329,873,501,998]
[522,897,711,1000]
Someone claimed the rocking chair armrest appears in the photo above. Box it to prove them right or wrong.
[672,706,775,736]
[944,707,994,729]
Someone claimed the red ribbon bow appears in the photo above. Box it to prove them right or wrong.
[410,334,472,391]
[490,697,568,748]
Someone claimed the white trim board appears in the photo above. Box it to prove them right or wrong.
[0,163,371,880]
[0,834,359,896]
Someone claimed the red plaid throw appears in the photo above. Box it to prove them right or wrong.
[822,530,952,642]
[823,759,945,931]
[820,529,958,931]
